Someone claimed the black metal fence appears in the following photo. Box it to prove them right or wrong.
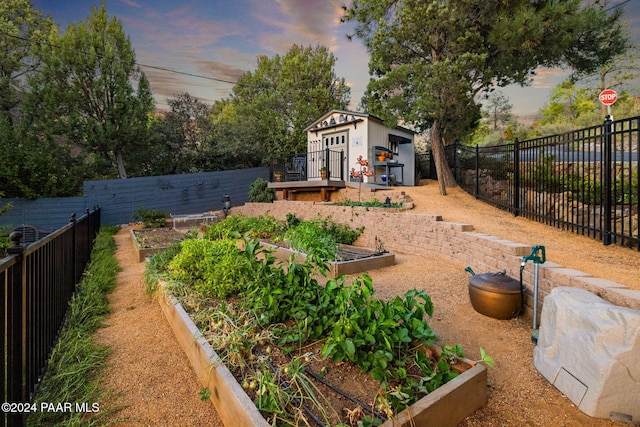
[453,116,639,249]
[1,207,101,427]
[415,151,435,181]
[270,148,345,182]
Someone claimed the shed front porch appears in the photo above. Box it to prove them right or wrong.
[268,179,346,202]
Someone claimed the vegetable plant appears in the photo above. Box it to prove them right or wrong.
[145,225,487,425]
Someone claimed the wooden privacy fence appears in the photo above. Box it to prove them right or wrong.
[1,207,101,427]
[451,116,639,250]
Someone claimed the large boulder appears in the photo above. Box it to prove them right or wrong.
[533,286,640,423]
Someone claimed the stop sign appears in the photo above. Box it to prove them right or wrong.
[599,89,617,105]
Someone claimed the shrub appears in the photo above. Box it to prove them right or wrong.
[248,178,274,203]
[168,238,255,299]
[132,206,169,228]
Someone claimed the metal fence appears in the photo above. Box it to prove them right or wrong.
[269,148,345,182]
[1,207,101,427]
[453,116,639,250]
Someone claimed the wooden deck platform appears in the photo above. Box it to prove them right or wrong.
[268,179,346,201]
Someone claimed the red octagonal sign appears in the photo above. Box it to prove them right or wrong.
[599,89,617,105]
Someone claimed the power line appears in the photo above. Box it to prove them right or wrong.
[0,30,241,86]
[136,63,237,85]
[1,29,362,100]
[605,0,632,12]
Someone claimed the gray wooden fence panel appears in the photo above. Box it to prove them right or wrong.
[0,167,269,230]
[0,198,86,231]
[84,168,269,225]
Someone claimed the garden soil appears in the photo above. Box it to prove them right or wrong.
[96,181,638,426]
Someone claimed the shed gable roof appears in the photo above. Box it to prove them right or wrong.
[304,109,416,135]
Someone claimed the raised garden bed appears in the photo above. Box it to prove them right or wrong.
[130,228,184,262]
[262,241,395,277]
[157,283,488,427]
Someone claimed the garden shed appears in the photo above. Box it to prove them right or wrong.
[305,110,416,186]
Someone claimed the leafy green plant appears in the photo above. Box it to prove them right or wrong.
[478,153,513,181]
[204,213,363,256]
[249,178,275,203]
[132,206,170,228]
[282,216,364,259]
[333,198,403,209]
[521,154,563,192]
[471,348,495,368]
[199,387,211,401]
[284,219,339,260]
[204,214,287,241]
[146,226,480,424]
[321,216,364,245]
[168,238,257,299]
[144,239,184,294]
[286,212,301,228]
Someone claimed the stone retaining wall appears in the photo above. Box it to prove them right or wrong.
[234,201,640,316]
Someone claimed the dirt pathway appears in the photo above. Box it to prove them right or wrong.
[95,226,223,426]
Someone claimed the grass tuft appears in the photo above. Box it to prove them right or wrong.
[27,226,121,426]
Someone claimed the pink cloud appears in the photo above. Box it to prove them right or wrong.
[531,68,569,89]
[248,0,346,52]
[117,0,142,9]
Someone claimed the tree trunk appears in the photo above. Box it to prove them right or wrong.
[431,119,457,195]
[116,148,128,178]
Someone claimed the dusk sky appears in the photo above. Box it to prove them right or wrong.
[30,0,640,117]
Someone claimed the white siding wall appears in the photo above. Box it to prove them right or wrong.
[306,112,415,185]
[346,122,369,181]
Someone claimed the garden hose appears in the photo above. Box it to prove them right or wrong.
[306,367,388,421]
[259,351,327,427]
[255,347,388,423]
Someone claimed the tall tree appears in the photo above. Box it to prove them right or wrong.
[483,91,512,132]
[232,45,351,157]
[0,114,88,197]
[0,0,54,124]
[345,0,628,194]
[579,42,640,117]
[154,92,215,174]
[23,2,154,179]
[540,79,597,124]
[210,98,264,169]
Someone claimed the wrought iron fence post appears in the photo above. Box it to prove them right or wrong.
[474,144,480,198]
[6,232,26,426]
[603,116,613,245]
[70,213,80,284]
[340,149,345,180]
[324,148,330,179]
[514,138,520,217]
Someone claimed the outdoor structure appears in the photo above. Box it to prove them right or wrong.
[269,110,416,200]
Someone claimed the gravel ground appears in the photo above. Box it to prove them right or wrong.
[95,181,638,426]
